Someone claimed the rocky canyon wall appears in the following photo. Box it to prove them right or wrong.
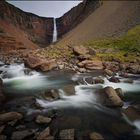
[0,1,54,48]
[56,0,101,39]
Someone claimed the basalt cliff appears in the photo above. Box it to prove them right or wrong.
[0,0,54,51]
[0,0,101,51]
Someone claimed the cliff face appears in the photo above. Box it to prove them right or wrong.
[0,0,102,50]
[56,0,101,39]
[0,1,54,48]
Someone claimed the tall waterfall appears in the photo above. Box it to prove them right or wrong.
[52,18,57,43]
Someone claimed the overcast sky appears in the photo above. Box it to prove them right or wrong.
[7,1,82,18]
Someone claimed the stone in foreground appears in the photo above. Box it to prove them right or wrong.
[36,115,52,124]
[37,127,50,140]
[12,130,35,140]
[102,87,123,107]
[59,129,74,140]
[0,112,23,122]
[90,132,104,140]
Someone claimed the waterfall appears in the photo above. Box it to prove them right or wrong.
[52,18,57,43]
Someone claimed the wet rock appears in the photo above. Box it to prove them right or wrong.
[85,77,93,84]
[93,78,104,84]
[115,88,124,99]
[78,68,87,73]
[12,129,35,140]
[123,106,140,121]
[7,120,17,126]
[111,123,135,136]
[0,135,6,140]
[39,59,57,72]
[59,129,74,140]
[62,84,75,96]
[36,115,51,124]
[43,89,60,100]
[104,69,113,76]
[89,132,104,140]
[0,112,23,122]
[119,72,128,78]
[102,87,123,107]
[37,127,50,140]
[0,126,5,134]
[16,125,26,131]
[0,78,5,103]
[73,45,89,56]
[122,79,133,84]
[109,77,120,83]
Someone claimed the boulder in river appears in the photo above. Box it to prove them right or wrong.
[0,126,5,134]
[89,132,104,140]
[0,112,23,122]
[12,129,36,140]
[36,115,52,124]
[37,127,50,140]
[123,106,140,121]
[62,84,75,96]
[59,129,75,140]
[93,77,104,84]
[85,77,93,84]
[43,89,60,100]
[115,88,124,99]
[102,87,123,107]
[109,77,120,83]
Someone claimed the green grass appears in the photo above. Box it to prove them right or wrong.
[85,25,140,61]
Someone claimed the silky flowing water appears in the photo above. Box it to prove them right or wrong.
[0,63,140,139]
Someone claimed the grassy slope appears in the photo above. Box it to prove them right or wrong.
[85,25,140,61]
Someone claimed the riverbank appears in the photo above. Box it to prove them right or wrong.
[0,62,140,139]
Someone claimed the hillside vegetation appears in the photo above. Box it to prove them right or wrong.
[85,25,140,61]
